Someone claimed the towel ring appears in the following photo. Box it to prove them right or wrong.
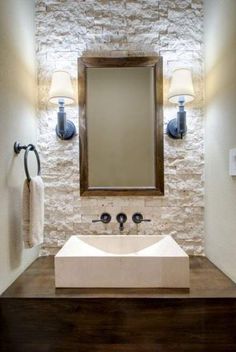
[24,144,41,182]
[14,142,41,182]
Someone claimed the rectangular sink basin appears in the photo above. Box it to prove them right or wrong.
[55,235,189,288]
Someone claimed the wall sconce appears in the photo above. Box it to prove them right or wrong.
[167,68,195,139]
[49,70,76,140]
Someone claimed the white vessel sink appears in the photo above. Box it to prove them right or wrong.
[55,235,189,288]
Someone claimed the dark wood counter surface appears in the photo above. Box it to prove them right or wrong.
[1,256,236,298]
[1,256,236,352]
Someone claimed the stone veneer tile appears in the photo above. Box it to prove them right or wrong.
[36,0,204,256]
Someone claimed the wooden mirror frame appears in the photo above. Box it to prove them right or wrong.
[78,56,164,196]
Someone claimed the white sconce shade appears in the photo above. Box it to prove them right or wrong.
[168,68,195,104]
[49,71,74,105]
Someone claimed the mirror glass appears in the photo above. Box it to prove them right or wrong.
[87,67,155,188]
[79,57,164,196]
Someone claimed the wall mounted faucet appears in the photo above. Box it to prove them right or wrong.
[92,212,151,231]
[92,213,111,224]
[116,213,127,231]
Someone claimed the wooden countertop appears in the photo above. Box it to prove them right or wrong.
[1,256,236,299]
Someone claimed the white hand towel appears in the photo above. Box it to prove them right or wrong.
[22,176,44,248]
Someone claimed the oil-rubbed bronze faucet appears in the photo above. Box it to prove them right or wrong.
[116,213,127,231]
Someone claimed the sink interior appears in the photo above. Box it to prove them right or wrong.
[56,234,188,257]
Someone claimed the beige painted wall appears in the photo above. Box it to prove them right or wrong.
[0,0,39,294]
[204,0,236,282]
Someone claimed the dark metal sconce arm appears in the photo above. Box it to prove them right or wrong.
[56,99,76,140]
[167,96,187,139]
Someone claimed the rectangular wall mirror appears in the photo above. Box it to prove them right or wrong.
[78,56,164,196]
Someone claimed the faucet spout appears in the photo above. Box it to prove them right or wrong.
[116,213,127,232]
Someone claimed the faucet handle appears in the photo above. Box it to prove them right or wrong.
[132,212,151,224]
[92,212,111,224]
